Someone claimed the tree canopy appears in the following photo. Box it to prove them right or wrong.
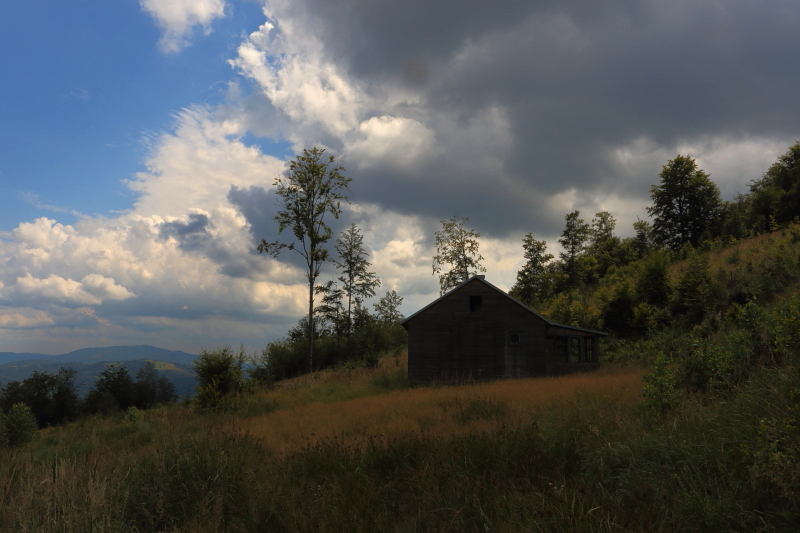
[333,224,380,336]
[432,215,486,295]
[647,155,721,251]
[510,234,553,306]
[258,147,351,372]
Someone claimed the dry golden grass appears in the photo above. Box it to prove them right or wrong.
[239,360,644,455]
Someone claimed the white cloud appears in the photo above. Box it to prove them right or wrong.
[0,310,55,329]
[14,273,134,306]
[139,0,227,53]
[128,106,285,217]
[348,116,436,170]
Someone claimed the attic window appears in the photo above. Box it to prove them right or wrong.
[508,332,522,346]
[469,295,483,312]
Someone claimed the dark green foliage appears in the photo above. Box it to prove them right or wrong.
[647,154,722,250]
[3,402,38,447]
[673,251,714,324]
[642,353,680,414]
[193,346,245,408]
[510,233,553,305]
[334,223,381,337]
[0,367,80,427]
[635,251,671,307]
[558,210,590,284]
[601,283,637,336]
[258,146,351,373]
[750,381,800,512]
[432,214,486,294]
[747,141,800,231]
[84,364,137,414]
[134,361,178,409]
[372,290,404,325]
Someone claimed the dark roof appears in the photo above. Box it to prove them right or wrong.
[401,275,608,336]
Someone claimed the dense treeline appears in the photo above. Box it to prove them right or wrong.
[508,141,800,338]
[0,361,176,447]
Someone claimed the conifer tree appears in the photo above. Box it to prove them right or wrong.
[334,224,380,337]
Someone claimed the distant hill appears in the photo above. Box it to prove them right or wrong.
[0,345,197,366]
[0,345,199,397]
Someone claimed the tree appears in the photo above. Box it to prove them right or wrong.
[315,280,346,343]
[747,141,800,231]
[373,290,404,324]
[193,346,245,409]
[2,403,38,447]
[134,361,177,409]
[510,234,553,306]
[432,215,486,295]
[333,224,380,337]
[590,211,616,248]
[0,368,80,427]
[84,364,136,413]
[258,147,351,373]
[558,211,590,284]
[632,219,654,257]
[647,155,722,250]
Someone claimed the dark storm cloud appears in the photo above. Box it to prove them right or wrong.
[281,0,800,237]
[159,212,212,251]
[227,185,354,273]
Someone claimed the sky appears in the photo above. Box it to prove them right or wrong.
[1,0,799,355]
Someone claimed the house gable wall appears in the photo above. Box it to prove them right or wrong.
[405,279,550,381]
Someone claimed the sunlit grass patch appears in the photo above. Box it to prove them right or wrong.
[237,363,644,454]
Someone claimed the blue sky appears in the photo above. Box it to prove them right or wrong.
[1,0,272,229]
[1,0,799,354]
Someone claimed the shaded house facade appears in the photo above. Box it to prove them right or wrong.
[401,276,607,381]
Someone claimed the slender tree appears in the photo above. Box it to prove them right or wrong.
[432,215,486,295]
[558,210,590,284]
[258,147,351,373]
[315,280,346,347]
[647,155,721,250]
[334,224,380,337]
[510,234,553,306]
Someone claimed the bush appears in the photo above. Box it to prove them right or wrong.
[3,402,38,447]
[193,346,245,409]
[643,353,680,414]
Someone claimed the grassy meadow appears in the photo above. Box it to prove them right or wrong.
[2,348,798,532]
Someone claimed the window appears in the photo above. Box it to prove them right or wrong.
[546,336,569,363]
[584,337,594,362]
[469,295,483,312]
[508,332,521,346]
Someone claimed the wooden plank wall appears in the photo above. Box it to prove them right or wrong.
[406,279,551,381]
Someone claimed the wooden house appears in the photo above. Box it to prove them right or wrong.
[401,275,607,381]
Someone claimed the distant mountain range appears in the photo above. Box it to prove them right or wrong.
[0,345,198,365]
[0,345,199,397]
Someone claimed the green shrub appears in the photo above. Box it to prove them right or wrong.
[679,339,736,393]
[3,402,39,447]
[126,406,144,423]
[643,353,681,414]
[193,346,245,408]
[0,411,6,448]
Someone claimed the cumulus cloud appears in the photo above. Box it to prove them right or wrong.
[14,273,134,306]
[5,0,800,354]
[226,0,800,238]
[0,310,55,329]
[139,0,227,53]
